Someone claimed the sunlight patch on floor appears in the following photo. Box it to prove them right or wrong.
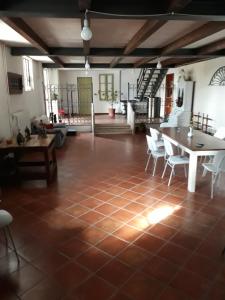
[147,205,181,224]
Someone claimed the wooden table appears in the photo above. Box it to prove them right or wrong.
[0,135,57,184]
[160,127,225,192]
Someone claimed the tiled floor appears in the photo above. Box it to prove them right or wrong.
[0,133,225,300]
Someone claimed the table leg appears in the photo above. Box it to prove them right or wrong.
[188,153,198,192]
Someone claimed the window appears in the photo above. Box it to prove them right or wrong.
[23,56,34,91]
[99,74,114,100]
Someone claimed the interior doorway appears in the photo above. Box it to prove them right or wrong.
[164,73,174,117]
[77,77,92,115]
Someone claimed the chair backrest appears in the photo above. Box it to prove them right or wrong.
[163,137,174,156]
[150,127,160,141]
[146,135,158,153]
[214,127,225,140]
[213,150,225,172]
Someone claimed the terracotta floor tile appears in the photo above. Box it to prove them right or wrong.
[97,235,128,256]
[71,275,115,300]
[95,203,118,215]
[21,279,64,300]
[9,264,44,296]
[97,259,133,286]
[117,244,150,268]
[79,210,105,223]
[142,255,179,283]
[134,233,165,253]
[65,204,89,217]
[1,133,225,299]
[80,197,103,208]
[76,247,111,272]
[123,202,146,214]
[147,223,177,240]
[111,209,135,223]
[170,269,210,299]
[95,217,123,233]
[158,286,190,300]
[54,261,90,290]
[122,271,164,300]
[113,225,142,242]
[108,197,132,208]
[58,238,90,258]
[77,226,108,245]
[158,242,192,266]
[95,192,114,201]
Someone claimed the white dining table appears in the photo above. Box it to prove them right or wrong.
[160,127,225,193]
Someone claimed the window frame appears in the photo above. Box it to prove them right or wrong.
[99,74,114,101]
[23,56,34,91]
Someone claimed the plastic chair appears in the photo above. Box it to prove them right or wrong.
[145,135,165,176]
[149,127,164,148]
[214,127,225,140]
[202,150,225,199]
[0,210,20,264]
[162,137,189,186]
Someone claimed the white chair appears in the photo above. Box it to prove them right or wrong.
[214,127,225,140]
[202,150,225,199]
[145,135,165,176]
[149,127,164,148]
[0,210,20,264]
[162,137,189,186]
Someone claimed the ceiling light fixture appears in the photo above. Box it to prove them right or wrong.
[81,10,92,41]
[85,57,90,70]
[156,60,162,69]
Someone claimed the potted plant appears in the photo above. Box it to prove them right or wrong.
[108,91,118,118]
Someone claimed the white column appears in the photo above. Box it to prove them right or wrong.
[188,153,198,192]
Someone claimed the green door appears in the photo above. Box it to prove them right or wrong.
[77,77,92,115]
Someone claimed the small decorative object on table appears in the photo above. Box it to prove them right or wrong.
[38,120,47,138]
[17,130,25,145]
[25,126,31,141]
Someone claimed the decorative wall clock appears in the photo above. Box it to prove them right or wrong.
[209,66,225,86]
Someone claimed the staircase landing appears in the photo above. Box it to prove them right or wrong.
[95,123,132,135]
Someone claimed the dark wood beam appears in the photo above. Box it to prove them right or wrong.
[161,21,225,55]
[42,62,157,69]
[197,38,225,55]
[78,0,92,12]
[50,56,65,66]
[2,17,49,53]
[110,57,123,68]
[167,0,192,12]
[175,57,216,67]
[2,0,225,20]
[2,17,64,67]
[124,20,167,55]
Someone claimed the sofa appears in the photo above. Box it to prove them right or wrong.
[31,115,68,148]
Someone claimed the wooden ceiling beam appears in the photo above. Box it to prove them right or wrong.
[110,57,123,68]
[134,57,157,68]
[124,20,167,55]
[167,0,192,12]
[197,38,225,55]
[2,17,64,67]
[161,21,225,55]
[2,17,49,53]
[42,62,157,69]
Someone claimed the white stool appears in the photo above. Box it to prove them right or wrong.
[0,210,20,264]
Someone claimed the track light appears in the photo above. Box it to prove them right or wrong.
[156,60,162,69]
[81,10,92,41]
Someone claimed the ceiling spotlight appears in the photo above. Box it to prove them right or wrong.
[81,10,92,41]
[85,59,90,70]
[156,60,162,69]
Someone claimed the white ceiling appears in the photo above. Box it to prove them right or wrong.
[30,56,53,62]
[24,17,83,47]
[139,20,206,48]
[0,20,31,46]
[184,29,225,48]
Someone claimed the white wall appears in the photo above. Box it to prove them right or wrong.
[0,43,45,138]
[58,68,141,113]
[170,57,225,128]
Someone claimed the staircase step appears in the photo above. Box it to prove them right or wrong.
[95,123,132,135]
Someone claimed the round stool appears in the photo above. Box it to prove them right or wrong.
[0,210,20,263]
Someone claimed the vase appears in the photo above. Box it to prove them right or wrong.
[108,108,115,118]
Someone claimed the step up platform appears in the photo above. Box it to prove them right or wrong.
[95,123,132,135]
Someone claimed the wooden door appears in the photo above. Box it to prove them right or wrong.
[164,73,174,116]
[77,77,92,115]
